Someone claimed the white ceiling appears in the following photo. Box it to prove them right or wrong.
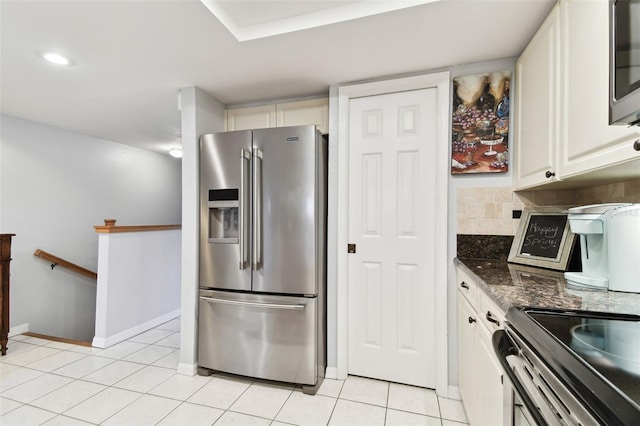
[201,0,439,41]
[0,0,556,155]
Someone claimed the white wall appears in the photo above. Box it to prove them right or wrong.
[178,87,225,375]
[326,57,516,389]
[93,229,181,347]
[0,114,182,341]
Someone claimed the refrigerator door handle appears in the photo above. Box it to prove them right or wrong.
[239,149,250,270]
[252,148,263,271]
[199,296,305,310]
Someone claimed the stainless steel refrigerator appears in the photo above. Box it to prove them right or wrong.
[198,125,326,394]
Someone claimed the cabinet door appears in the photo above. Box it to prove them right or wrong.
[514,4,560,189]
[475,322,504,426]
[276,98,329,134]
[226,105,276,131]
[558,0,640,178]
[457,293,477,422]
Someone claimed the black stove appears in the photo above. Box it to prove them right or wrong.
[505,307,640,425]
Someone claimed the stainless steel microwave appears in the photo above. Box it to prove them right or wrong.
[610,0,640,126]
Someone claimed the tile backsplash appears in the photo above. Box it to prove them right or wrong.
[456,178,640,236]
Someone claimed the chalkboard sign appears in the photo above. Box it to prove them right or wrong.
[508,207,576,271]
[519,214,567,258]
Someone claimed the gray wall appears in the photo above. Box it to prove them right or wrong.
[0,114,182,341]
[446,58,516,386]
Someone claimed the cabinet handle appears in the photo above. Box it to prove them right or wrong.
[460,281,469,290]
[633,139,640,151]
[486,311,501,327]
[468,317,476,324]
[545,170,556,178]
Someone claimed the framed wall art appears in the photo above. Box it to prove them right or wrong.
[451,70,510,174]
[508,207,577,271]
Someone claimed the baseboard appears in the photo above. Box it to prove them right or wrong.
[325,366,338,380]
[447,385,461,400]
[9,323,29,337]
[177,362,198,376]
[92,309,180,348]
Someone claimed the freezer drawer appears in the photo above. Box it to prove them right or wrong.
[198,290,317,385]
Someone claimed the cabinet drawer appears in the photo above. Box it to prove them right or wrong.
[456,267,477,305]
[478,291,505,332]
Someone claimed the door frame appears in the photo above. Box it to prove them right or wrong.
[336,72,450,396]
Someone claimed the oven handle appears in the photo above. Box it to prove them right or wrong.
[492,330,549,426]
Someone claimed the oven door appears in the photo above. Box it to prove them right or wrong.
[493,329,600,426]
[493,330,549,426]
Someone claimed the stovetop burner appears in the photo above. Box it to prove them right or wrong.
[527,310,640,407]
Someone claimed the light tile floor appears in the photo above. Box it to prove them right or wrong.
[0,318,469,425]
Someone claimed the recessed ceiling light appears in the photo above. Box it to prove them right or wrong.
[169,147,183,158]
[43,52,70,66]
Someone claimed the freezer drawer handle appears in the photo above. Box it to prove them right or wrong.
[200,296,305,310]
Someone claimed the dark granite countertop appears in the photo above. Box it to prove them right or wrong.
[455,258,640,316]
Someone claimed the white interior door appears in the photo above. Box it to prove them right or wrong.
[347,88,437,388]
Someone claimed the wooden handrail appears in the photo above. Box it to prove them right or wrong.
[33,249,97,280]
[94,224,181,234]
[23,332,92,347]
[94,218,181,234]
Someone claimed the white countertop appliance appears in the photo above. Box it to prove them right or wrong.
[564,203,640,292]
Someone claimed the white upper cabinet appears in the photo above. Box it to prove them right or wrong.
[514,0,640,190]
[514,4,560,188]
[557,0,640,179]
[226,98,329,134]
[276,98,329,134]
[226,105,276,131]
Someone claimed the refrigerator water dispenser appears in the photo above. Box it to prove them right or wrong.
[208,189,239,243]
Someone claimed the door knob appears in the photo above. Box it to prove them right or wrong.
[633,139,640,151]
[545,170,556,178]
[468,317,476,324]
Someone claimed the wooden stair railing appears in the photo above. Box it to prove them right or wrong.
[33,249,97,280]
[22,331,93,347]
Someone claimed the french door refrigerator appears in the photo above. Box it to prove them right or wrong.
[198,125,326,394]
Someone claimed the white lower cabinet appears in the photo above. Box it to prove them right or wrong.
[457,294,477,412]
[457,268,505,426]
